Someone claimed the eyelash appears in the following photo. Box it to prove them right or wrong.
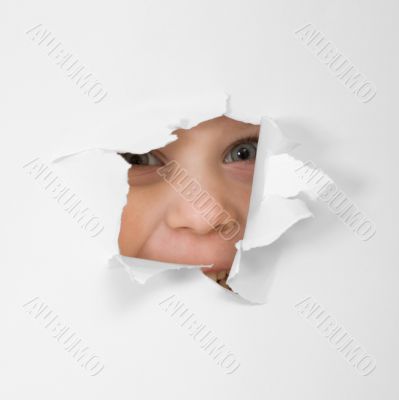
[119,135,259,166]
[118,151,163,166]
[222,136,258,163]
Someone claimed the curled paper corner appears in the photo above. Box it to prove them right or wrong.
[241,195,313,252]
[259,116,300,155]
[221,118,316,304]
[111,255,212,285]
[240,116,315,253]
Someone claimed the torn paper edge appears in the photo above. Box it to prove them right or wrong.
[113,255,212,285]
[53,92,322,304]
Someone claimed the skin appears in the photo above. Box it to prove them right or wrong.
[118,116,259,286]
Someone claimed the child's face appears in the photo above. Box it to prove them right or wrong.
[118,116,259,287]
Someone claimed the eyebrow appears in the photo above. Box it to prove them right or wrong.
[226,125,260,143]
[241,125,260,136]
[237,125,259,136]
[229,134,259,144]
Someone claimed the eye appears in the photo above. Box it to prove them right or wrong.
[223,140,258,163]
[119,152,163,166]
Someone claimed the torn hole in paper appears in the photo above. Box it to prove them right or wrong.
[54,92,320,304]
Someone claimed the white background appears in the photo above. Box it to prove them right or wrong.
[1,0,398,398]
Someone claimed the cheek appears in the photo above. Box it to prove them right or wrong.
[232,188,252,227]
[222,166,255,217]
[118,185,165,257]
[223,161,255,184]
[128,166,162,186]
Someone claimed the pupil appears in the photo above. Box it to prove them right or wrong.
[237,147,250,160]
[131,154,144,164]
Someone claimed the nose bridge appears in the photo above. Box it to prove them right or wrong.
[163,163,237,234]
[194,165,235,217]
[195,174,224,223]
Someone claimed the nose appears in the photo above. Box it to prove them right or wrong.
[164,171,238,236]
